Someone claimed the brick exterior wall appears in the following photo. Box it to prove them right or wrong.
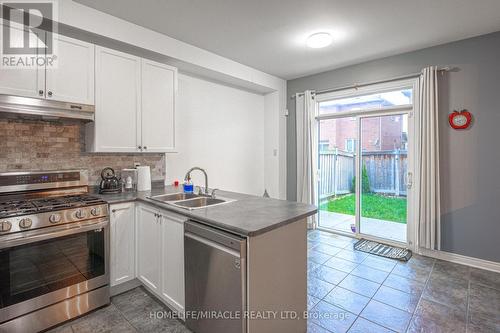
[319,115,404,152]
[0,118,166,185]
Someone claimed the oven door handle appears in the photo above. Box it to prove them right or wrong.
[0,218,109,250]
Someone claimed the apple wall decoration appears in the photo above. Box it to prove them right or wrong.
[449,109,472,129]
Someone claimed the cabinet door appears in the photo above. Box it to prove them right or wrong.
[160,211,187,312]
[136,205,161,293]
[45,34,94,104]
[0,23,44,98]
[93,46,141,152]
[110,203,135,287]
[140,59,177,152]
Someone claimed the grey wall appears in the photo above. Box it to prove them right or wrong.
[287,31,500,262]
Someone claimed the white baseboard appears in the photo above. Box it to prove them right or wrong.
[418,248,500,273]
[309,228,500,273]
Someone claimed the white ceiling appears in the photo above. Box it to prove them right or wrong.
[74,0,500,80]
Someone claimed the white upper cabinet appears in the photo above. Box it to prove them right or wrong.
[0,23,44,98]
[88,47,177,153]
[141,59,177,152]
[45,35,95,104]
[0,29,94,104]
[0,63,44,98]
[88,46,141,152]
[110,202,136,287]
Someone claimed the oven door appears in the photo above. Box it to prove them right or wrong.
[0,218,109,324]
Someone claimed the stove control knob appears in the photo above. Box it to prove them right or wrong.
[0,221,12,232]
[90,207,101,216]
[75,210,86,219]
[49,214,62,224]
[19,218,32,229]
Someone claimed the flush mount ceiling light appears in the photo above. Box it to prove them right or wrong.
[306,32,333,48]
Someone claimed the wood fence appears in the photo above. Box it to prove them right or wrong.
[318,149,407,199]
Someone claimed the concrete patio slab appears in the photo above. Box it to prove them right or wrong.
[318,210,406,243]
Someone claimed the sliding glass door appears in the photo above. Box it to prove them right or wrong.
[316,80,416,247]
[359,114,409,243]
[318,117,357,235]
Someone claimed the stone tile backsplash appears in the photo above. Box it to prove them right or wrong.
[0,118,166,185]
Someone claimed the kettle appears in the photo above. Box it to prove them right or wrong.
[99,167,122,194]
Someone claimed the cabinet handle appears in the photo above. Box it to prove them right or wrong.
[138,146,142,151]
[47,91,53,97]
[143,146,147,150]
[38,90,44,96]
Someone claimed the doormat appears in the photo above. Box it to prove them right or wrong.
[354,239,412,261]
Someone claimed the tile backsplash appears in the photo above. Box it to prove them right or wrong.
[0,118,166,185]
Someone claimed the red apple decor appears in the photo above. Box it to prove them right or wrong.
[448,109,472,129]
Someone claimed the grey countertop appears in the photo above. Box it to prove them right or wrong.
[91,184,317,237]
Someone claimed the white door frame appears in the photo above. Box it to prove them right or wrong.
[355,111,414,249]
[315,78,419,251]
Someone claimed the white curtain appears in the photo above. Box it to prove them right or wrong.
[417,66,441,250]
[296,90,318,228]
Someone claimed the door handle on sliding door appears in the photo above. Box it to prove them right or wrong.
[406,172,413,189]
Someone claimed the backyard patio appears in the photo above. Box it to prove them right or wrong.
[318,210,407,243]
[318,149,408,243]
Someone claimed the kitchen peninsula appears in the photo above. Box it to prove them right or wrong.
[94,183,317,333]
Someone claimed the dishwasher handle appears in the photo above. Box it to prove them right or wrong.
[185,220,245,252]
[185,232,242,259]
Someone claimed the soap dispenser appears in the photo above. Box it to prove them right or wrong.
[183,178,194,193]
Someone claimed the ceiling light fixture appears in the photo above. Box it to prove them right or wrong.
[306,32,333,48]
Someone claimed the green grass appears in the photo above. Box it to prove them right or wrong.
[319,193,407,223]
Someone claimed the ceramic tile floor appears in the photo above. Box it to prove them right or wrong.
[48,229,500,333]
[307,229,500,333]
[48,287,191,333]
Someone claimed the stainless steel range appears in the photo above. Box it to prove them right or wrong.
[0,170,110,333]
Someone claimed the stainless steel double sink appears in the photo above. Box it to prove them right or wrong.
[148,192,235,210]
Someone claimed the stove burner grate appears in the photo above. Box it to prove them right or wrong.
[0,195,106,218]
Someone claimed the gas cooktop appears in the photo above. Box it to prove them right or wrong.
[0,194,106,219]
[0,170,109,234]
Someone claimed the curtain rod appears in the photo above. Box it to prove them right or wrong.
[291,66,456,99]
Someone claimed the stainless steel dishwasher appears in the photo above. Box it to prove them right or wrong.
[184,221,247,333]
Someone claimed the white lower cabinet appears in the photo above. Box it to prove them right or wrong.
[160,212,186,312]
[135,203,187,312]
[136,204,162,293]
[110,203,136,287]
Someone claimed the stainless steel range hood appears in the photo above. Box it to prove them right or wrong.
[0,95,94,121]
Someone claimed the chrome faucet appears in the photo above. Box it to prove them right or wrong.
[184,167,209,195]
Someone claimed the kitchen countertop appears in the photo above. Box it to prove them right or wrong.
[91,184,317,237]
